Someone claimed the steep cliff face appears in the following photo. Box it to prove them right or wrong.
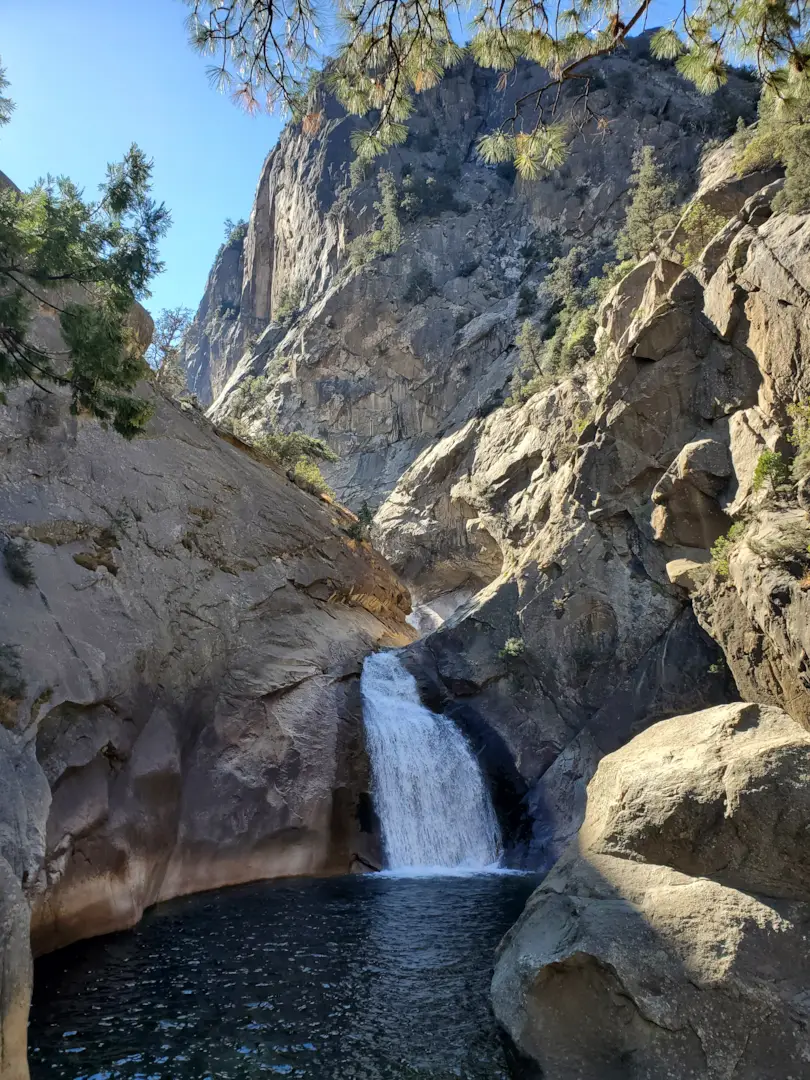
[184,231,246,403]
[184,39,756,508]
[0,375,411,1076]
[377,150,810,1071]
[373,154,809,868]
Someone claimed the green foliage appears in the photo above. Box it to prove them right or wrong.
[232,374,269,417]
[275,282,304,323]
[515,320,544,371]
[787,399,810,478]
[736,82,810,212]
[546,305,597,375]
[616,147,678,262]
[676,202,730,266]
[291,458,335,498]
[223,217,248,246]
[509,318,557,402]
[752,449,791,493]
[345,520,366,541]
[403,268,434,304]
[508,245,626,404]
[574,410,595,436]
[252,429,338,467]
[345,500,373,540]
[348,170,402,268]
[147,307,192,399]
[478,124,568,180]
[0,81,169,438]
[186,1,810,180]
[2,537,35,587]
[711,520,746,578]
[499,637,525,660]
[236,425,337,499]
[349,158,369,189]
[0,61,13,129]
[215,217,249,261]
[516,284,536,318]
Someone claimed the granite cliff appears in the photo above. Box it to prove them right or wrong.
[183,39,756,508]
[0,357,411,1077]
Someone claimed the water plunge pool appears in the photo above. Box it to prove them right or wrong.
[29,872,537,1079]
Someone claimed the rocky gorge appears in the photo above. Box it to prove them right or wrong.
[3,28,810,1080]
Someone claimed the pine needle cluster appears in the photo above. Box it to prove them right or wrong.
[0,61,170,437]
[186,0,810,180]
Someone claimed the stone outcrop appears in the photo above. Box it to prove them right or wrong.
[0,375,412,1076]
[687,208,810,731]
[371,154,810,870]
[184,40,756,509]
[491,702,810,1079]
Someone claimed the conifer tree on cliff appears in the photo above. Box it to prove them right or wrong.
[0,62,170,437]
[184,0,810,190]
[616,146,678,261]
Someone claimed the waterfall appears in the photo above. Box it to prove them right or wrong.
[360,650,502,872]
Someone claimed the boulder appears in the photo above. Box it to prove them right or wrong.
[579,701,810,900]
[493,854,810,1080]
[492,702,810,1079]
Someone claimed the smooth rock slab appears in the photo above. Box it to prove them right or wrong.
[580,701,810,901]
[492,852,810,1080]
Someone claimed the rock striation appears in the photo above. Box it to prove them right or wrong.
[0,374,411,1076]
[491,702,810,1079]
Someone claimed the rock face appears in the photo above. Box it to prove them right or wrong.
[0,379,411,1076]
[184,40,756,508]
[686,208,810,731]
[492,702,810,1079]
[371,154,810,868]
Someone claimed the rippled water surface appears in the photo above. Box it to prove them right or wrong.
[30,873,537,1079]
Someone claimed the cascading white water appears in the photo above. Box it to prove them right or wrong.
[360,650,503,872]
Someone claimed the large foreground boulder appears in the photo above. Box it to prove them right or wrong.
[491,702,810,1079]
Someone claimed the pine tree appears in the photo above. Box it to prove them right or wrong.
[616,147,678,262]
[148,307,192,399]
[185,0,810,180]
[0,62,170,437]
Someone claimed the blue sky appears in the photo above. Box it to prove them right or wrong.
[2,0,284,319]
[2,1,683,321]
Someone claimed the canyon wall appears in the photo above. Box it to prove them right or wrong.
[0,369,412,1076]
[376,155,802,870]
[183,40,756,509]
